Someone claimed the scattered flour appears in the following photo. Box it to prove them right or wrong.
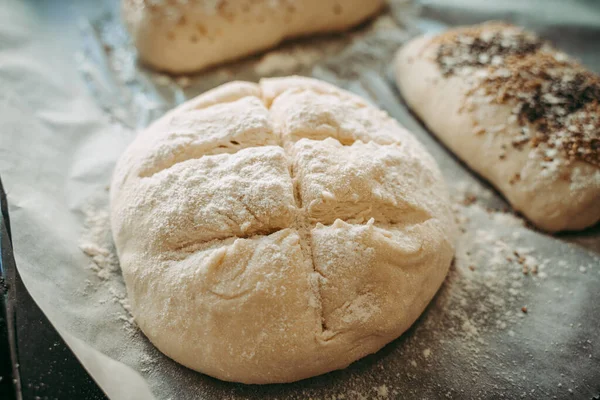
[254,45,335,76]
[79,202,136,328]
[375,384,389,397]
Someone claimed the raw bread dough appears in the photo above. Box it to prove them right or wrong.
[122,0,385,73]
[395,22,600,232]
[110,76,455,384]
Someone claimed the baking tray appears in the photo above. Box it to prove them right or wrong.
[1,0,599,399]
[0,177,22,399]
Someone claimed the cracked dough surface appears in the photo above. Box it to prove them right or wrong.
[111,76,456,384]
[122,0,384,73]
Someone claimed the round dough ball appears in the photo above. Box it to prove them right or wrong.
[122,0,385,73]
[110,76,456,384]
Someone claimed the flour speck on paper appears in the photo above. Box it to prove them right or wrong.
[79,201,135,329]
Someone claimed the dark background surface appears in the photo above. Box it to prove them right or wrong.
[14,269,108,400]
[1,177,107,400]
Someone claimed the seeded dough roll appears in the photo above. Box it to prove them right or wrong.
[111,76,455,384]
[122,0,384,73]
[395,22,600,232]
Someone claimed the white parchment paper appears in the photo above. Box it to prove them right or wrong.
[1,0,599,399]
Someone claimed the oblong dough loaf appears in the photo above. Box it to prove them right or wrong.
[110,76,455,384]
[395,22,600,232]
[122,0,384,73]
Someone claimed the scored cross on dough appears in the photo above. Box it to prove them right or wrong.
[114,79,440,252]
[292,138,435,225]
[110,77,455,384]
